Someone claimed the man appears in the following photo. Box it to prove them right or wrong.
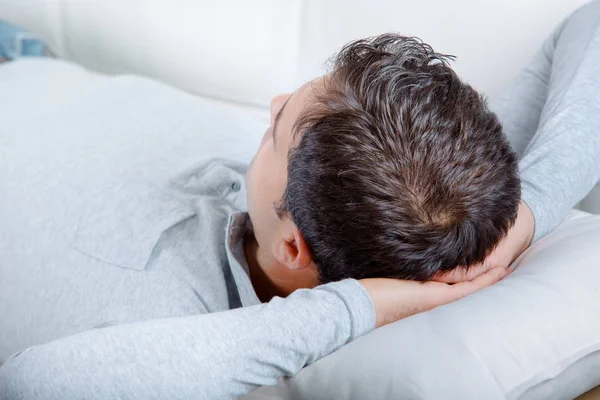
[1,0,599,398]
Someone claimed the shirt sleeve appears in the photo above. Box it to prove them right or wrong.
[516,7,600,242]
[0,278,375,400]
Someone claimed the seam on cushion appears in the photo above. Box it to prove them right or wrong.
[507,342,600,399]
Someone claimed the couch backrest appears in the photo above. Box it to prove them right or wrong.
[0,0,591,109]
[1,0,598,212]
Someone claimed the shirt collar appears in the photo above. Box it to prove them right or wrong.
[224,211,261,307]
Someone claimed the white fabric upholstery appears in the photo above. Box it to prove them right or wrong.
[1,0,598,210]
[0,0,590,106]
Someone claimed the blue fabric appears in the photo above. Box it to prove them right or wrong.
[0,20,47,59]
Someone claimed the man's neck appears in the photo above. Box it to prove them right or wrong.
[243,233,287,303]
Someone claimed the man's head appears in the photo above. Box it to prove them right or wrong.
[245,33,520,288]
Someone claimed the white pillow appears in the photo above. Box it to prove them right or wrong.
[247,210,600,399]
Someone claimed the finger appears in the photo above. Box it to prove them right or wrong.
[432,262,491,284]
[447,267,510,301]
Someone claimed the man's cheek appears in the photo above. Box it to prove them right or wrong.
[247,146,263,175]
[260,128,271,146]
[245,162,255,194]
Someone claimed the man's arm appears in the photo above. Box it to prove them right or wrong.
[0,279,374,400]
[0,270,508,400]
[515,4,600,242]
[436,4,600,284]
[448,3,600,284]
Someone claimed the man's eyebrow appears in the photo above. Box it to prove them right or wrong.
[273,96,291,149]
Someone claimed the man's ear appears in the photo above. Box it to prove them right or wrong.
[272,224,313,270]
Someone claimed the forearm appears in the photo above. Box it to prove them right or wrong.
[519,4,600,241]
[0,279,375,400]
[520,123,600,242]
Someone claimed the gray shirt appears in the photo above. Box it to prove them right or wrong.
[2,5,600,395]
[0,62,375,399]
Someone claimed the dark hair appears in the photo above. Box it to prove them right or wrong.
[277,34,520,283]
